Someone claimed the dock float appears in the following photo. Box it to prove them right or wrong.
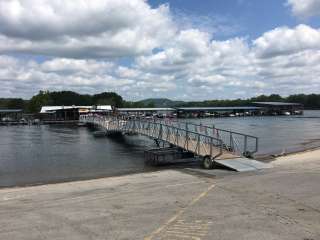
[80,115,267,171]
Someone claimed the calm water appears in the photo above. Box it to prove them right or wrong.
[0,125,157,187]
[191,110,320,156]
[0,110,320,187]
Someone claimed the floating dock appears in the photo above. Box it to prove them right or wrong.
[144,147,195,166]
[80,115,271,171]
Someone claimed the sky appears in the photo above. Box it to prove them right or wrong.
[0,0,320,100]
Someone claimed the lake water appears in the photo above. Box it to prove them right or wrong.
[0,110,320,187]
[190,110,320,156]
[0,125,157,187]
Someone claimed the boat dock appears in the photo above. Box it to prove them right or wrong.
[0,102,304,125]
[80,115,270,171]
[117,102,304,118]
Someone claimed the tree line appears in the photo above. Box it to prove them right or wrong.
[0,91,320,113]
[176,94,320,109]
[0,91,154,113]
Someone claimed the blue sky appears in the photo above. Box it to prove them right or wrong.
[150,0,320,39]
[0,0,320,100]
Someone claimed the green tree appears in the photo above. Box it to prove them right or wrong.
[7,98,25,109]
[93,92,124,107]
[27,91,53,113]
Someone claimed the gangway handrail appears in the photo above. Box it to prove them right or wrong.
[79,115,259,158]
[79,115,226,160]
[155,118,258,138]
[132,119,223,142]
[123,119,225,159]
[146,118,258,156]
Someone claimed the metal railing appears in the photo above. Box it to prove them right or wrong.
[79,115,259,158]
[153,119,259,157]
[126,119,224,158]
[80,115,225,159]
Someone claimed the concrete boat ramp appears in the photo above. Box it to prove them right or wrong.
[1,151,320,240]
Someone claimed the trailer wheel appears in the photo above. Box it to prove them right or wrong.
[243,151,253,158]
[202,156,213,169]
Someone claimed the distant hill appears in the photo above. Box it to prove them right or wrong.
[137,98,185,108]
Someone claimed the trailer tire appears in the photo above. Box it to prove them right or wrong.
[243,151,253,158]
[202,156,213,169]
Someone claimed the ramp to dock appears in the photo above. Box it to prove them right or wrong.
[214,158,272,172]
[80,116,263,170]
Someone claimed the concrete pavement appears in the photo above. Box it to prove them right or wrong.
[0,151,320,240]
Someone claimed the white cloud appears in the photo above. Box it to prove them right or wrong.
[3,24,320,100]
[135,29,210,74]
[133,23,320,99]
[0,0,175,58]
[0,56,133,96]
[0,55,180,99]
[41,58,114,74]
[287,0,320,18]
[116,66,141,79]
[253,25,320,58]
[0,0,320,100]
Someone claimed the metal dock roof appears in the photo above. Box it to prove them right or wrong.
[118,108,175,112]
[176,106,262,111]
[253,102,303,106]
[0,109,23,113]
[40,105,112,113]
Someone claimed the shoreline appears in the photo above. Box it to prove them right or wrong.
[0,169,168,193]
[272,147,320,166]
[1,148,319,239]
[255,145,320,162]
[0,161,200,190]
[1,146,320,190]
[0,168,158,190]
[275,145,320,157]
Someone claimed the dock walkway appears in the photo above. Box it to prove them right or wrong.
[80,115,261,170]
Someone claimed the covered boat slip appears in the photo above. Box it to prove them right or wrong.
[117,102,304,118]
[252,102,304,115]
[38,101,304,120]
[39,105,113,121]
[0,109,23,122]
[117,106,262,118]
[175,106,262,118]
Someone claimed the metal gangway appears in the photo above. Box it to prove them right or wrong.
[80,115,259,169]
